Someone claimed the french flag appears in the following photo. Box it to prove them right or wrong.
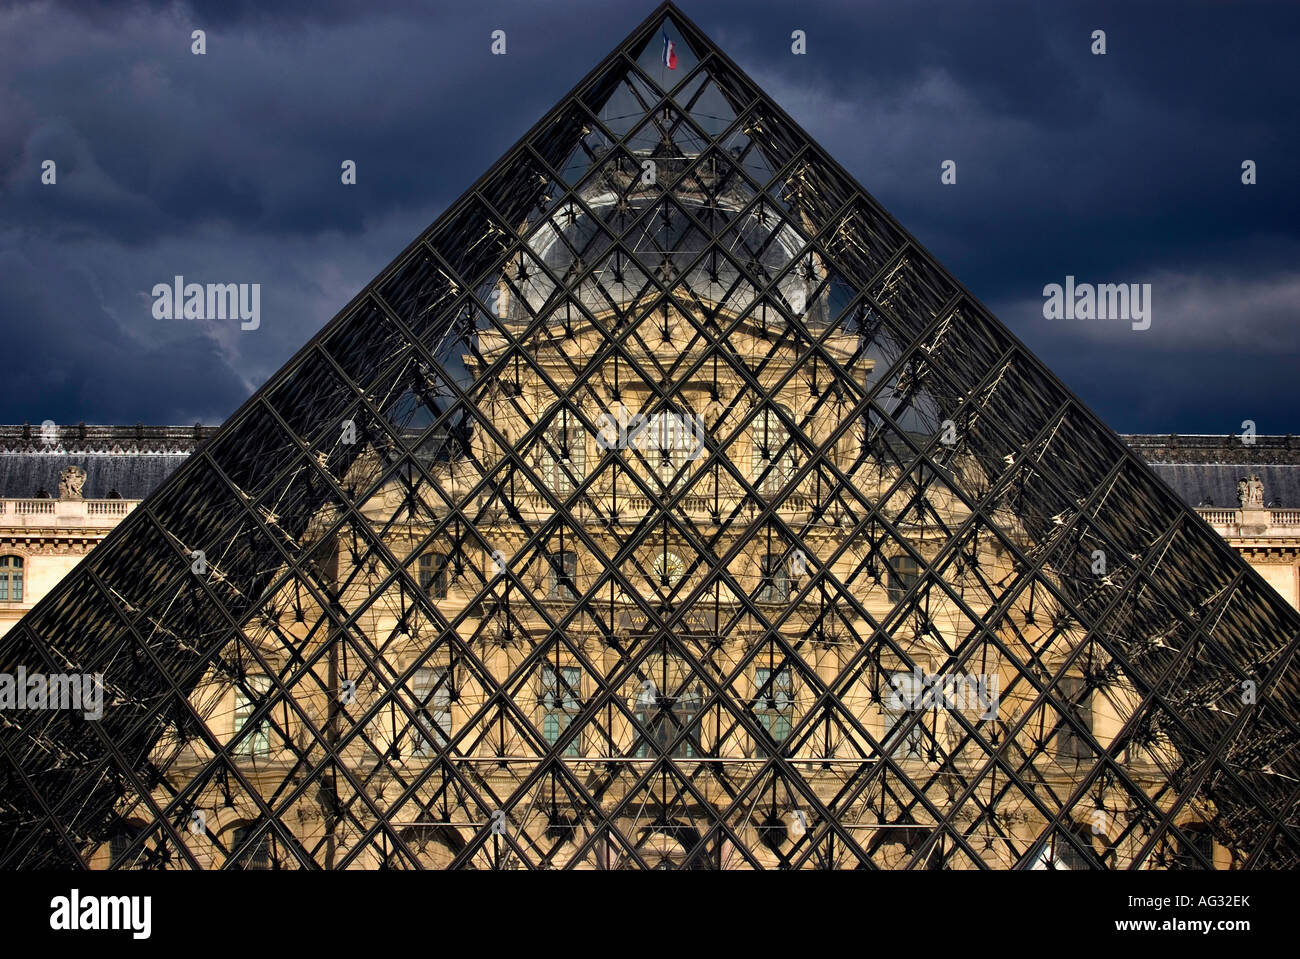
[662,31,677,70]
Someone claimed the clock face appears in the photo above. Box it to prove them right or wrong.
[655,552,685,587]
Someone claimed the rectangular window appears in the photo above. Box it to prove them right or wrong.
[419,552,450,598]
[548,551,578,601]
[754,666,794,752]
[233,675,272,757]
[645,411,695,493]
[752,406,794,494]
[541,665,581,757]
[0,555,22,602]
[884,671,926,760]
[1055,676,1092,761]
[411,666,452,755]
[886,555,921,601]
[635,671,701,758]
[758,554,790,603]
[636,702,700,758]
[545,421,586,496]
[1173,826,1216,869]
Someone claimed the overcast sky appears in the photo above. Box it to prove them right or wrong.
[1,0,1297,433]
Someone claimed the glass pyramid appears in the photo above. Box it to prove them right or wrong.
[3,2,1298,870]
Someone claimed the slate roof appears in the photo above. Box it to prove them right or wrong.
[0,424,215,500]
[1145,464,1300,509]
[1,426,1297,506]
[1122,434,1300,508]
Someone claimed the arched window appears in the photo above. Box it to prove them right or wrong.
[107,819,146,869]
[419,552,449,598]
[751,404,795,494]
[109,832,133,868]
[0,556,23,602]
[541,409,586,496]
[396,824,465,869]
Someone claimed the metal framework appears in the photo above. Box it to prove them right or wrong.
[3,2,1299,870]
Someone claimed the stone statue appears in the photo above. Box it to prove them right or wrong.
[58,465,87,501]
[1237,473,1265,509]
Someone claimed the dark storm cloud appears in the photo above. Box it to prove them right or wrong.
[1,0,1297,430]
[0,237,249,422]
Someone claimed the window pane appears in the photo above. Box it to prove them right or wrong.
[0,557,18,602]
[752,405,793,493]
[887,555,920,601]
[544,416,585,496]
[541,665,581,756]
[411,667,451,754]
[420,553,449,598]
[642,411,694,492]
[885,671,926,759]
[754,666,794,752]
[635,656,699,758]
[549,551,578,600]
[234,676,272,757]
[232,825,271,870]
[1173,826,1215,869]
[759,555,789,603]
[109,832,134,868]
[1055,677,1091,761]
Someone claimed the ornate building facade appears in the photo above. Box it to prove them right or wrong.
[6,431,1295,639]
[1128,434,1300,610]
[2,5,1298,870]
[0,424,214,638]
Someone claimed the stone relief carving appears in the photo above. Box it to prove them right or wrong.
[58,465,87,501]
[1237,473,1265,509]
